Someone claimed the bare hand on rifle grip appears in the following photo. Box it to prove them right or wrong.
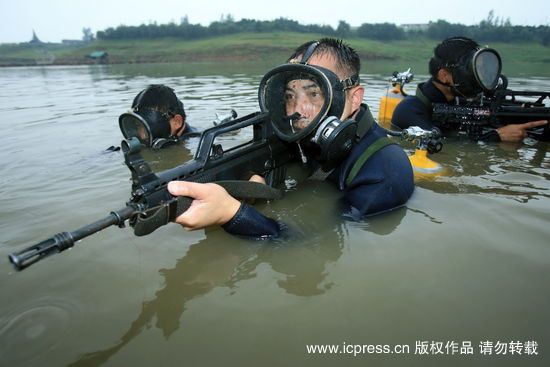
[167,181,241,230]
[167,174,266,231]
[497,120,548,142]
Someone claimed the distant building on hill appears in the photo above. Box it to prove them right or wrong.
[26,30,55,65]
[29,30,44,45]
[86,51,109,64]
[62,39,85,45]
[400,23,429,32]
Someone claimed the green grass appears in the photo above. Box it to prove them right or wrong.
[1,32,549,76]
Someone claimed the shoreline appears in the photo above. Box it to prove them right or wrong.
[1,33,549,77]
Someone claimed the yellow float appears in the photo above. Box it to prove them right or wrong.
[377,69,446,179]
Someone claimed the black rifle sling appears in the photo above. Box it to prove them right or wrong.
[415,85,432,109]
[344,137,395,188]
[133,180,282,236]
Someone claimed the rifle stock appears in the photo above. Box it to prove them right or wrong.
[9,111,296,271]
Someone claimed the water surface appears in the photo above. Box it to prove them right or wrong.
[0,63,549,367]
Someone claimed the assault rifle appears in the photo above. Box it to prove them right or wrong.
[9,111,297,271]
[432,90,550,141]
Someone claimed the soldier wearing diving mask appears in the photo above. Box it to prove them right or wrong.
[167,38,415,238]
[392,36,547,142]
[119,84,198,149]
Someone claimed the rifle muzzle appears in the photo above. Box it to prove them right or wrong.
[9,232,75,271]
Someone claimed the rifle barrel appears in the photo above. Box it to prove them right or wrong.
[8,206,136,271]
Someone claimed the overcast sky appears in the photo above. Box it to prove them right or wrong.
[1,0,548,43]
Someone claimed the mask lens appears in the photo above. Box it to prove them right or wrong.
[119,113,152,146]
[473,49,501,92]
[284,78,325,131]
[259,64,334,142]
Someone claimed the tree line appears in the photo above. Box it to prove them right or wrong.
[96,12,550,46]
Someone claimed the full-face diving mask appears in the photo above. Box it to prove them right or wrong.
[442,47,502,98]
[119,109,177,150]
[258,63,358,167]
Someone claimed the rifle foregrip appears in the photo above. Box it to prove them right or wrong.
[132,196,192,236]
[174,196,193,220]
[132,181,280,237]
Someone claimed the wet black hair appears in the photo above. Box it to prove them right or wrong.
[132,84,186,118]
[429,36,480,76]
[288,38,360,83]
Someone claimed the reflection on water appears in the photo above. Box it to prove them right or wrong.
[68,180,354,366]
[413,139,550,202]
[0,64,549,367]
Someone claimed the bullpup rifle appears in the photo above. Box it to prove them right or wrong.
[9,111,297,271]
[432,90,550,141]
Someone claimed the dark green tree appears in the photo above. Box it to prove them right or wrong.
[336,20,351,37]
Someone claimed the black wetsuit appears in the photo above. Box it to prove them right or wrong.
[222,104,415,238]
[180,123,199,137]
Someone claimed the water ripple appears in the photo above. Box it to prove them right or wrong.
[0,298,79,365]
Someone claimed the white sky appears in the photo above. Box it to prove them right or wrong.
[1,0,548,43]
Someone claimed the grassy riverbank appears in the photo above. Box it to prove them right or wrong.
[2,32,549,75]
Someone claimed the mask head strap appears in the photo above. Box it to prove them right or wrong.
[301,41,359,90]
[300,41,320,64]
[132,89,146,112]
[341,74,359,90]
